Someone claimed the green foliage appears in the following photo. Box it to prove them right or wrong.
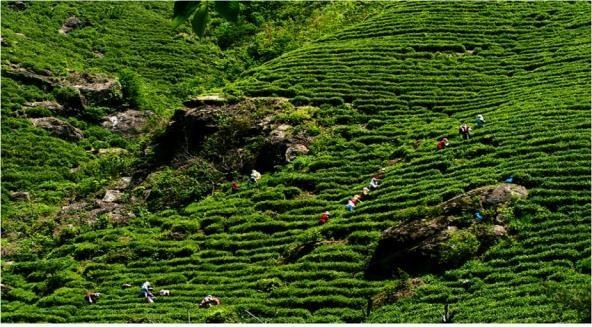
[191,2,209,38]
[439,230,480,267]
[53,87,81,110]
[172,0,239,38]
[205,307,240,323]
[144,159,222,211]
[118,69,146,108]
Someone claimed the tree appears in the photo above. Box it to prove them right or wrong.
[172,0,240,38]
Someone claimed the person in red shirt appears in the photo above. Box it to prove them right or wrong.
[231,181,239,193]
[319,211,330,225]
[437,138,449,151]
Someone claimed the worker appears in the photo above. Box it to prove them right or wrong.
[362,187,370,197]
[505,175,513,183]
[84,291,101,304]
[369,177,379,189]
[319,211,330,225]
[200,295,221,308]
[475,114,485,128]
[345,199,356,212]
[441,304,455,323]
[140,281,155,303]
[249,170,261,183]
[231,181,240,193]
[374,168,386,180]
[437,138,449,151]
[475,210,484,222]
[459,122,471,140]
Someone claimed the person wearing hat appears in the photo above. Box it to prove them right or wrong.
[140,281,155,303]
[475,114,485,128]
[319,210,330,225]
[437,138,449,151]
[459,121,471,140]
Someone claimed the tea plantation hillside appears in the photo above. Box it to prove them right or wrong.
[2,1,591,323]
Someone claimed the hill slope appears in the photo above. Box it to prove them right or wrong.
[2,1,590,323]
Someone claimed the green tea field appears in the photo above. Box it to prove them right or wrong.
[1,1,590,323]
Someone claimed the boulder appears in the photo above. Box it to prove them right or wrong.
[102,110,150,136]
[3,63,56,90]
[482,184,528,206]
[30,117,84,141]
[59,16,89,34]
[285,143,309,162]
[64,72,122,108]
[492,225,507,236]
[152,107,221,162]
[22,100,64,115]
[103,190,124,203]
[98,147,128,156]
[113,177,132,190]
[367,184,528,279]
[10,191,30,201]
[183,95,227,107]
[9,0,27,11]
[440,183,528,215]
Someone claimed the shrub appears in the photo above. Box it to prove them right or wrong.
[118,69,146,108]
[439,230,480,266]
[256,278,284,292]
[291,95,311,106]
[53,87,82,109]
[205,307,240,323]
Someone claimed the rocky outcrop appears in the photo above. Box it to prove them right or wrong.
[102,110,150,136]
[30,117,84,141]
[3,63,55,90]
[152,97,314,173]
[3,64,122,110]
[63,72,122,108]
[440,183,528,215]
[366,184,528,279]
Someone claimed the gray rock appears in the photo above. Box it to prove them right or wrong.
[103,190,124,203]
[268,124,292,144]
[10,191,30,201]
[440,183,528,215]
[113,177,132,190]
[30,117,84,141]
[59,16,87,34]
[4,64,121,110]
[285,143,309,162]
[102,110,150,136]
[22,100,64,114]
[9,0,27,11]
[64,72,122,108]
[183,94,227,107]
[492,225,507,236]
[98,147,128,156]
